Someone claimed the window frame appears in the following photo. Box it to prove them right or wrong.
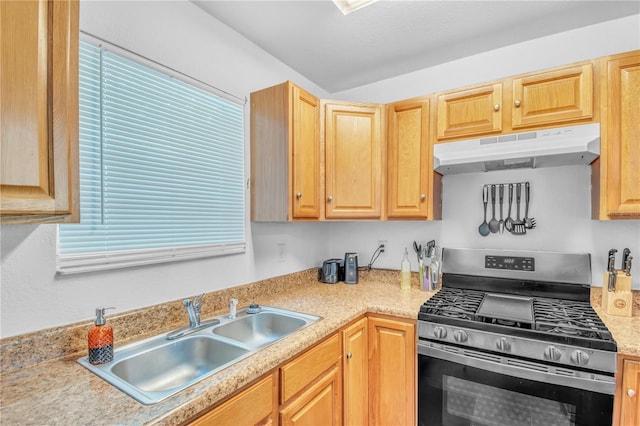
[57,34,247,275]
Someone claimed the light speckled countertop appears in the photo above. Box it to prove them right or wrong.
[1,270,638,426]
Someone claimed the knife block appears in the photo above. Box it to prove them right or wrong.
[601,271,633,317]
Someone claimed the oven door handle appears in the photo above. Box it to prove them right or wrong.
[418,340,615,395]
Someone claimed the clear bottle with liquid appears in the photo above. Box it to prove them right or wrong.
[400,248,411,290]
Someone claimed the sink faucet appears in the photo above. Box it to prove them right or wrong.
[167,293,219,340]
[184,294,202,328]
[229,298,238,319]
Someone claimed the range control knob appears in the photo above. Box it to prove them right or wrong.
[496,337,511,352]
[453,330,468,343]
[433,326,447,339]
[570,350,590,366]
[544,345,562,362]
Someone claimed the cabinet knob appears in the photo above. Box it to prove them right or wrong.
[296,192,302,199]
[629,388,637,398]
[493,104,500,111]
[346,352,353,359]
[327,196,333,203]
[420,194,426,201]
[514,99,522,107]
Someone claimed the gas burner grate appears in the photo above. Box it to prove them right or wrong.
[533,298,613,341]
[421,288,484,320]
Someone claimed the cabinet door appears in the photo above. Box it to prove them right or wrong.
[0,0,78,223]
[280,334,340,403]
[512,63,593,128]
[368,316,416,426]
[603,53,640,218]
[387,98,430,219]
[280,364,342,426]
[189,372,277,426]
[291,85,321,219]
[436,83,502,140]
[325,102,382,219]
[342,317,368,426]
[619,357,640,426]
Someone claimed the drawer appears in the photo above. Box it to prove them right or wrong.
[189,372,276,425]
[280,333,340,403]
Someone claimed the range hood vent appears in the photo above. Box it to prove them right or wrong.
[433,123,600,174]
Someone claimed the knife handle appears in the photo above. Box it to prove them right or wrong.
[608,268,617,292]
[608,250,617,272]
[621,248,631,270]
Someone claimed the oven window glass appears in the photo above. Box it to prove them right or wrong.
[444,376,576,426]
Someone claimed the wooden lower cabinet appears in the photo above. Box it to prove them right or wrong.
[188,315,417,426]
[280,364,342,426]
[342,317,369,426]
[280,334,342,425]
[368,315,416,426]
[188,372,277,426]
[615,355,640,426]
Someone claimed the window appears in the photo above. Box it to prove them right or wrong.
[58,40,245,274]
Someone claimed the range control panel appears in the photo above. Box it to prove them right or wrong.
[485,255,535,271]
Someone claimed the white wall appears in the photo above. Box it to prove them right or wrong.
[0,0,333,338]
[331,14,640,104]
[1,4,639,338]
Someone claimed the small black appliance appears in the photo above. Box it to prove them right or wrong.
[343,252,359,284]
[318,258,342,284]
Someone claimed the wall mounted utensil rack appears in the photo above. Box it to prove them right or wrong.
[479,182,536,236]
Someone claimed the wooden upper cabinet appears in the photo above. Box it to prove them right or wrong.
[597,51,640,219]
[0,0,79,223]
[251,81,320,222]
[387,98,431,219]
[291,85,321,219]
[512,63,593,129]
[436,83,502,140]
[324,102,383,219]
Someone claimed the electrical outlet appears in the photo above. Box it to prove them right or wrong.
[277,242,286,262]
[377,240,387,255]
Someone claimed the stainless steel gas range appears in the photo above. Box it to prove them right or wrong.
[417,248,616,426]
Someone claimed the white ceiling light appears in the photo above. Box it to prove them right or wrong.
[332,0,379,15]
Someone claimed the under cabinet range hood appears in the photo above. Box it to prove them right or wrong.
[433,123,600,174]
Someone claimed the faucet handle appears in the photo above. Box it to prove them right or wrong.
[192,294,203,310]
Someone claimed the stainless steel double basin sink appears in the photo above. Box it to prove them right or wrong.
[78,306,320,405]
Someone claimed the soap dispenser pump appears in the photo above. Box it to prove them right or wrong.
[88,307,115,365]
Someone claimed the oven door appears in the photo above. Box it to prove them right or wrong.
[418,340,615,426]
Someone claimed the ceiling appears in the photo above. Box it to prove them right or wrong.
[193,1,640,93]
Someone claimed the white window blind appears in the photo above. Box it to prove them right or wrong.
[58,41,245,274]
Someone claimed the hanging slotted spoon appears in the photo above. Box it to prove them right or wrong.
[488,184,499,233]
[504,183,514,233]
[512,183,526,235]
